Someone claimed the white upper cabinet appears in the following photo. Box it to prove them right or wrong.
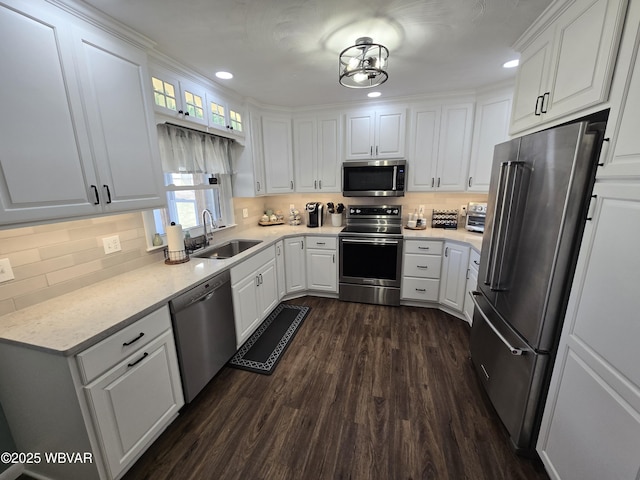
[149,68,207,126]
[0,0,163,226]
[207,91,245,137]
[345,106,406,160]
[293,114,341,193]
[467,91,512,192]
[407,102,474,192]
[262,114,295,194]
[73,24,165,213]
[510,0,628,134]
[599,0,640,179]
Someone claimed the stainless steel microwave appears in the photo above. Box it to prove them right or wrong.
[342,159,406,197]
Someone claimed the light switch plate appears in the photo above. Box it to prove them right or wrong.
[242,208,249,218]
[102,235,121,254]
[0,258,15,283]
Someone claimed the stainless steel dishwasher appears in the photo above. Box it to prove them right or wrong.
[169,270,237,403]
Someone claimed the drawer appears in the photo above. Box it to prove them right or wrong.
[402,277,440,302]
[76,305,171,384]
[403,253,441,279]
[306,236,336,250]
[404,240,443,255]
[469,248,481,272]
[231,244,275,283]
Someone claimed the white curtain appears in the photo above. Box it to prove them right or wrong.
[156,124,233,176]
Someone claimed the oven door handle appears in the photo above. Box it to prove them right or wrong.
[341,238,399,245]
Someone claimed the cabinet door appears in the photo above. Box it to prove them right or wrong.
[293,117,317,192]
[232,273,261,346]
[317,116,341,192]
[407,105,441,191]
[600,2,640,179]
[345,111,375,160]
[468,94,512,192]
[439,242,470,311]
[546,0,627,122]
[306,248,337,292]
[177,78,207,126]
[463,266,478,325]
[262,115,294,193]
[375,107,406,159]
[284,237,306,293]
[436,104,474,191]
[510,31,554,134]
[537,183,640,479]
[149,68,181,118]
[257,259,278,317]
[0,2,100,225]
[85,330,184,479]
[73,25,164,212]
[275,240,286,300]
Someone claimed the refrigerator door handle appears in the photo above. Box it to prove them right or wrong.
[470,291,526,356]
[485,161,509,287]
[486,161,524,291]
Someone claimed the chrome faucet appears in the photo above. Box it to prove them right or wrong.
[202,209,214,246]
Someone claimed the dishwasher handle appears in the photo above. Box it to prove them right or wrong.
[170,271,231,313]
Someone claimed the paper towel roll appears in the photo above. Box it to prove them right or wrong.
[166,223,184,253]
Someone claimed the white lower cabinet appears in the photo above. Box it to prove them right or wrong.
[231,246,278,347]
[275,240,286,299]
[439,242,470,312]
[462,248,480,325]
[284,236,307,294]
[84,329,183,479]
[537,182,640,480]
[305,236,337,293]
[402,240,442,302]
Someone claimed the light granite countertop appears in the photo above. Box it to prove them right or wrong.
[0,224,483,356]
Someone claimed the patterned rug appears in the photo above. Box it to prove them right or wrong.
[228,304,310,375]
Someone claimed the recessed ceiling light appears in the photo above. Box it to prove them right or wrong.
[215,71,233,80]
[367,91,382,98]
[503,59,519,69]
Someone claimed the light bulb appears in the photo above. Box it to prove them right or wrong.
[353,72,368,83]
[348,57,360,71]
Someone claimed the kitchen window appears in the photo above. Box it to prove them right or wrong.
[144,125,235,248]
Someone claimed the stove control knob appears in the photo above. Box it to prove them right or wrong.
[356,209,361,214]
[386,209,392,214]
[393,209,399,214]
[350,208,355,214]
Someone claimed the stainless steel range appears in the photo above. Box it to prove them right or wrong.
[339,205,403,306]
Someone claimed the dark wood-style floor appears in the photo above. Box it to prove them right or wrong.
[123,297,549,480]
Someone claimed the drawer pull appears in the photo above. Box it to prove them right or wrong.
[473,260,480,265]
[122,332,145,347]
[418,246,430,250]
[415,288,426,292]
[316,242,325,245]
[127,352,148,368]
[417,265,428,269]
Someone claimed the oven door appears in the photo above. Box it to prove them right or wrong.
[339,236,402,287]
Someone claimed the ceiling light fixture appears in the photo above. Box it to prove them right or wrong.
[339,37,389,89]
[215,71,233,79]
[503,59,519,69]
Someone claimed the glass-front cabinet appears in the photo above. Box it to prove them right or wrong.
[149,68,207,126]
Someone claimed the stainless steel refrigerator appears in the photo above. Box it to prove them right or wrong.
[469,112,607,453]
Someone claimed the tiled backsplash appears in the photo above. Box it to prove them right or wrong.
[0,192,486,315]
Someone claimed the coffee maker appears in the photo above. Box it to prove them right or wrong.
[305,202,324,227]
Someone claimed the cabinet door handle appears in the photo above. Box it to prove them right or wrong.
[123,332,145,346]
[431,178,435,188]
[541,92,550,113]
[468,177,472,188]
[255,275,260,286]
[333,254,335,264]
[586,195,597,221]
[103,185,112,204]
[318,180,322,189]
[534,95,543,116]
[277,245,281,255]
[376,146,379,156]
[184,111,190,116]
[256,181,261,191]
[370,146,373,156]
[473,260,480,266]
[466,268,470,280]
[178,110,184,114]
[437,177,441,188]
[91,185,100,205]
[445,247,449,257]
[301,240,304,249]
[314,180,317,189]
[259,273,263,285]
[290,180,294,190]
[127,352,148,368]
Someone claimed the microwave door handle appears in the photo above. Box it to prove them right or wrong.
[485,162,508,287]
[392,166,397,191]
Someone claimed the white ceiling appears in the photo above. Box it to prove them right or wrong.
[81,0,553,108]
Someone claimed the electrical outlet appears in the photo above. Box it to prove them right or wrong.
[460,205,467,216]
[0,258,15,283]
[289,204,295,211]
[102,235,121,254]
[242,208,249,218]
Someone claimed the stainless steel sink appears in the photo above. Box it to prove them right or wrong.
[194,239,262,259]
